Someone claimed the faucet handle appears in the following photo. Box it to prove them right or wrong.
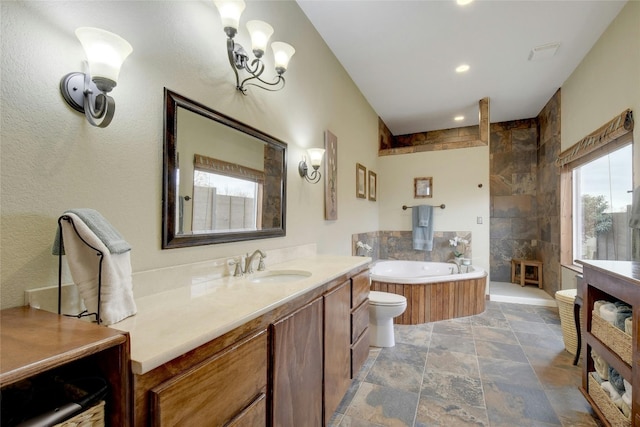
[257,256,266,271]
[230,258,244,277]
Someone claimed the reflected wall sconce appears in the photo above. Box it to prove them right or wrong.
[298,148,325,184]
[214,0,295,94]
[60,27,133,128]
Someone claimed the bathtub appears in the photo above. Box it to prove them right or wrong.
[369,260,487,324]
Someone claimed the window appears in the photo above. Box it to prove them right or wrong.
[559,109,634,269]
[572,144,633,261]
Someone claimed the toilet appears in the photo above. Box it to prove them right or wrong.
[368,291,407,347]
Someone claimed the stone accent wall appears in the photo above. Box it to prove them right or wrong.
[489,119,539,281]
[352,231,472,263]
[536,90,561,294]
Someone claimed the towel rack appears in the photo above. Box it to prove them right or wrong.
[57,215,104,324]
[402,204,445,210]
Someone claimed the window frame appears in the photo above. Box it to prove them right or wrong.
[560,132,633,272]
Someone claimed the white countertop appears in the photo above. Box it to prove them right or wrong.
[110,255,370,375]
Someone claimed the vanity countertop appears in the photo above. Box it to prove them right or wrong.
[110,255,370,375]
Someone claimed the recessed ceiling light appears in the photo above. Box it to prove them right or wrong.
[454,116,464,121]
[456,64,470,73]
[457,0,473,5]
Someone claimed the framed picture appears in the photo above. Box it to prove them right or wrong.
[368,170,377,201]
[324,130,338,220]
[414,177,433,198]
[356,163,367,199]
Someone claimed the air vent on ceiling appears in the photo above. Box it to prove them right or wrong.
[528,42,561,61]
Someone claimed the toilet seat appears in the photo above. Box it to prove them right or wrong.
[369,291,406,306]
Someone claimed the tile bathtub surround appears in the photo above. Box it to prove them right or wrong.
[329,301,600,427]
[352,231,472,263]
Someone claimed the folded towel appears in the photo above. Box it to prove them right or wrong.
[599,302,617,324]
[601,381,624,408]
[614,302,632,331]
[629,186,640,228]
[592,350,609,380]
[594,300,606,314]
[609,367,626,396]
[57,212,136,325]
[625,317,633,335]
[623,379,632,408]
[412,205,434,251]
[52,208,131,255]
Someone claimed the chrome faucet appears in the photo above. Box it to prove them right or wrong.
[447,259,460,274]
[244,249,266,274]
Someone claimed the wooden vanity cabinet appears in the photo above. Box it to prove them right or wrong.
[150,330,267,426]
[350,270,370,377]
[0,307,130,427]
[132,265,371,427]
[271,297,324,426]
[324,280,352,421]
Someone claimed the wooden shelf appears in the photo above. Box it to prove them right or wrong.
[579,260,639,427]
[0,306,131,426]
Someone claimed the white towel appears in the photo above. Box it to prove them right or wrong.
[599,302,617,324]
[622,381,632,408]
[60,212,136,325]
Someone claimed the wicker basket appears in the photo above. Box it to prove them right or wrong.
[54,401,105,427]
[555,289,581,355]
[588,373,631,427]
[591,311,632,365]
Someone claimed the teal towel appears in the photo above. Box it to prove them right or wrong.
[412,205,434,251]
[52,209,131,255]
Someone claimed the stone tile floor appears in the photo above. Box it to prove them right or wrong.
[329,300,602,427]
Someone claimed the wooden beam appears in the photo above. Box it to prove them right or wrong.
[479,97,490,144]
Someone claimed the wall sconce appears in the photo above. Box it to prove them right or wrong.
[213,0,295,94]
[60,27,133,128]
[298,148,325,184]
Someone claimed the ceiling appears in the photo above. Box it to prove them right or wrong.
[296,0,627,136]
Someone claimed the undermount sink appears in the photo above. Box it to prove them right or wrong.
[248,270,312,283]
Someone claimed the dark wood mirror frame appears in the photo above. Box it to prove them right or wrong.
[162,88,287,249]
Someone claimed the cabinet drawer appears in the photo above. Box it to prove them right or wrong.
[351,299,369,343]
[351,327,370,379]
[150,330,267,427]
[227,393,266,427]
[351,270,370,309]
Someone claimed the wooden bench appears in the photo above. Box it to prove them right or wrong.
[511,259,543,288]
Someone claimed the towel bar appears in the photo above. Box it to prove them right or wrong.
[402,204,445,210]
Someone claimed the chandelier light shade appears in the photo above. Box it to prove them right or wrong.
[214,0,245,36]
[60,27,133,128]
[246,20,273,58]
[299,148,325,184]
[213,0,295,94]
[271,42,295,75]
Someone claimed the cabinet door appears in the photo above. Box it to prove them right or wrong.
[324,280,352,421]
[271,297,323,427]
[150,330,267,427]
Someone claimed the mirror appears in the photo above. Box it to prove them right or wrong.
[162,88,287,248]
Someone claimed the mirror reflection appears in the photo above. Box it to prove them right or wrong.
[163,89,287,248]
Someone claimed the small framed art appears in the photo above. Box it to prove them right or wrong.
[414,177,433,198]
[368,171,377,201]
[356,163,367,199]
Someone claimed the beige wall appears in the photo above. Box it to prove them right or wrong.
[377,147,491,276]
[560,0,640,288]
[0,1,380,309]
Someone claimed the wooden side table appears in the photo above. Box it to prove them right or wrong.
[511,259,543,288]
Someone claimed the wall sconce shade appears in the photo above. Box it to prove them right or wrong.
[59,27,132,128]
[214,0,245,37]
[246,20,273,58]
[298,148,325,184]
[214,0,295,94]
